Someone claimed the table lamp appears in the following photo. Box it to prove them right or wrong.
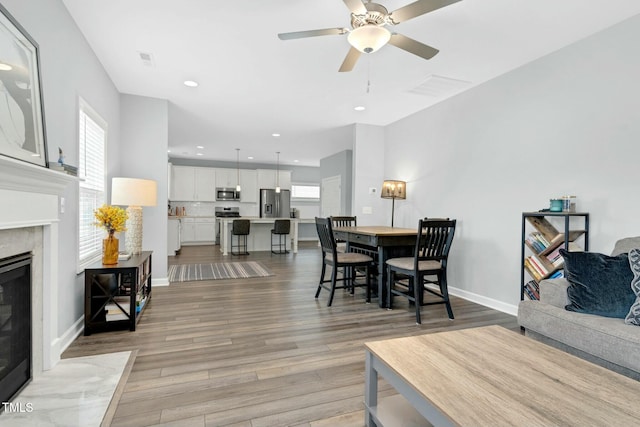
[111,177,157,254]
[381,180,406,227]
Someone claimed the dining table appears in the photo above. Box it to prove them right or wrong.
[333,225,418,308]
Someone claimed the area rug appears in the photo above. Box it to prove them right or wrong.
[168,261,273,282]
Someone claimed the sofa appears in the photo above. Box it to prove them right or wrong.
[518,236,640,380]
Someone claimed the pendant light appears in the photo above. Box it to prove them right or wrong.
[235,148,241,192]
[275,151,281,194]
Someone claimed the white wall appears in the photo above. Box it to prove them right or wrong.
[119,94,169,285]
[2,1,122,341]
[375,14,640,314]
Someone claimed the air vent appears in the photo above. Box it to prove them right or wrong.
[408,74,471,98]
[138,51,155,67]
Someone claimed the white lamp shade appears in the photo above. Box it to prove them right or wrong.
[111,177,158,207]
[348,25,391,53]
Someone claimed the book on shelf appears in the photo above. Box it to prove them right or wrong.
[523,284,538,300]
[524,258,542,282]
[549,270,565,279]
[524,281,539,300]
[106,312,129,321]
[528,255,549,276]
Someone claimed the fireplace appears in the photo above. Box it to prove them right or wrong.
[0,252,32,407]
[0,155,75,393]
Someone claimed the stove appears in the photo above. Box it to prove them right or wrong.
[215,207,240,244]
[215,207,240,218]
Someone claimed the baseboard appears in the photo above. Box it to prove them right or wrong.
[448,286,519,316]
[153,276,170,287]
[50,316,85,368]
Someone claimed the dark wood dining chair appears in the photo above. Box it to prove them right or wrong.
[314,217,374,307]
[386,218,457,324]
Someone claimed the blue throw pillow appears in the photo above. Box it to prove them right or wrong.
[561,249,635,318]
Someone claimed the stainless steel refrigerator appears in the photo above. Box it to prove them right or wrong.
[260,189,290,218]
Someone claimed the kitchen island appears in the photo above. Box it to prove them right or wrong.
[218,217,315,255]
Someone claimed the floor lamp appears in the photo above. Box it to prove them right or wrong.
[111,177,157,255]
[381,180,406,227]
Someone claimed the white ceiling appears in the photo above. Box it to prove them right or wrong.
[62,0,640,167]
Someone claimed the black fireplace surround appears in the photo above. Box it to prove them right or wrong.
[0,252,32,409]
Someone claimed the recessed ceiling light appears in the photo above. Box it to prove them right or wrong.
[184,80,199,87]
[272,133,280,137]
[294,160,299,163]
[248,156,254,160]
[0,63,12,71]
[354,106,366,111]
[167,149,171,153]
[196,145,204,149]
[196,153,203,156]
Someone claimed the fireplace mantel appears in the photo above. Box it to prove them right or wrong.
[0,155,76,196]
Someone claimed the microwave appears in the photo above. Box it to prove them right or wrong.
[216,187,241,201]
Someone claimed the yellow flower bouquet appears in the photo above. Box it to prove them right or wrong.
[94,204,128,235]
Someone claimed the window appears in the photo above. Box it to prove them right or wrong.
[78,99,107,266]
[291,184,320,200]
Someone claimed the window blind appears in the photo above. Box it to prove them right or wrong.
[78,102,107,265]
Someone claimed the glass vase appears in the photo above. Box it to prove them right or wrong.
[102,232,119,265]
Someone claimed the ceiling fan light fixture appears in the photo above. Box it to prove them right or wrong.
[348,24,391,54]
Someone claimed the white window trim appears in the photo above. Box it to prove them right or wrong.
[291,182,320,201]
[77,97,108,270]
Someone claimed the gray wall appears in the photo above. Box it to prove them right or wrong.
[119,94,169,284]
[319,149,353,216]
[2,0,122,342]
[354,13,640,314]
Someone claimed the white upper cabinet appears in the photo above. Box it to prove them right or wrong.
[171,166,196,201]
[194,167,216,201]
[239,169,258,203]
[215,168,239,188]
[170,166,216,201]
[256,169,291,190]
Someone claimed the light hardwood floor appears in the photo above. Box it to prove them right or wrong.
[63,243,519,427]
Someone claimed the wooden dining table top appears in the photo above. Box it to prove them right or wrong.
[333,225,418,236]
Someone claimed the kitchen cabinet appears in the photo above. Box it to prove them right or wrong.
[240,169,258,203]
[216,168,239,188]
[170,166,216,201]
[168,218,181,256]
[256,169,291,191]
[180,217,216,244]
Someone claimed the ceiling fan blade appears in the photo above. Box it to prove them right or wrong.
[278,28,348,40]
[338,47,361,72]
[390,0,461,24]
[343,0,367,14]
[388,33,439,60]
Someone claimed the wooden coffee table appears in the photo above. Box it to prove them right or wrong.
[364,325,640,426]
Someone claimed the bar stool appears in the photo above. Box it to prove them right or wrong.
[231,219,250,255]
[271,219,290,254]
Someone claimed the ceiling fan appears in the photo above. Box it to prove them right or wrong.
[278,0,461,72]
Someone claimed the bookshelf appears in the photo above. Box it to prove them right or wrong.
[84,251,152,335]
[520,212,589,301]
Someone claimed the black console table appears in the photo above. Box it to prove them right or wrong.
[84,251,152,335]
